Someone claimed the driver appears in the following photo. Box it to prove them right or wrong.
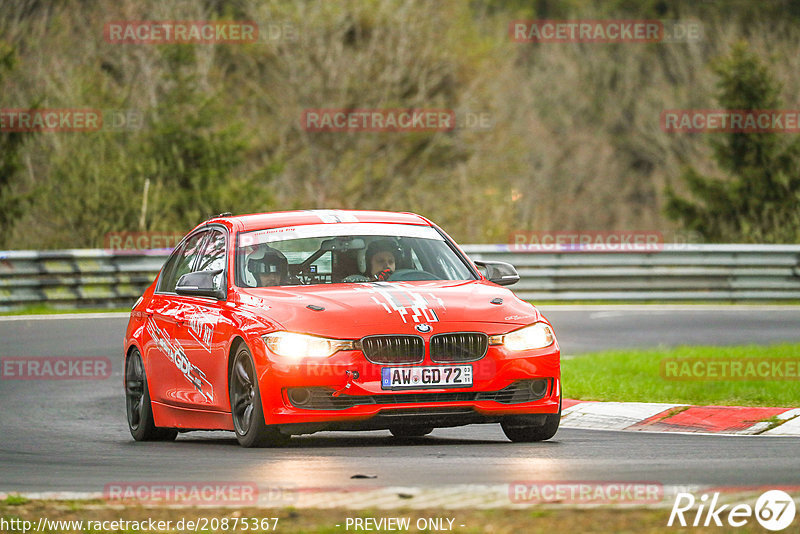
[247,246,290,287]
[365,239,402,281]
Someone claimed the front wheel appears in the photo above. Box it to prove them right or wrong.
[501,392,561,442]
[229,344,290,448]
[501,412,560,442]
[125,348,177,442]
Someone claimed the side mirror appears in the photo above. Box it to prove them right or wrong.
[175,269,226,300]
[474,260,520,286]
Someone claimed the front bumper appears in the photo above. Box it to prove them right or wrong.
[254,341,561,431]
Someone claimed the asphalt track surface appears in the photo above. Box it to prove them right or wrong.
[1,306,799,493]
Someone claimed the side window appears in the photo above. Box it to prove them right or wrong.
[157,248,183,292]
[158,231,208,293]
[196,230,227,291]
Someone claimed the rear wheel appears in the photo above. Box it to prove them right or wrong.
[125,348,177,442]
[229,344,290,448]
[389,426,434,438]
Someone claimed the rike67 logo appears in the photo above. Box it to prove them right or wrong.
[669,490,796,530]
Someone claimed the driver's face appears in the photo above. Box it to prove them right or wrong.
[258,272,282,286]
[370,251,396,276]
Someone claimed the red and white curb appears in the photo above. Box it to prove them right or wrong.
[561,399,800,436]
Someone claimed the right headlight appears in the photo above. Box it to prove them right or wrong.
[488,322,555,351]
[262,331,354,359]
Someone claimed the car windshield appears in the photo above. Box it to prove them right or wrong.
[235,223,476,287]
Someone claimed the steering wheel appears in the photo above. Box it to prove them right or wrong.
[342,274,370,283]
[387,269,441,281]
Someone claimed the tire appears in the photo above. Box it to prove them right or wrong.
[229,343,290,448]
[389,426,434,438]
[501,390,561,443]
[125,348,178,442]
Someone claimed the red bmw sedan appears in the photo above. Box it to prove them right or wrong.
[124,210,561,447]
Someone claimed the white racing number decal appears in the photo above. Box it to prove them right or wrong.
[355,282,444,324]
[146,317,214,402]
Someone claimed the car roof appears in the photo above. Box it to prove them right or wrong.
[203,209,433,232]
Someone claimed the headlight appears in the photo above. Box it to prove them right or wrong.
[262,331,354,359]
[489,322,555,351]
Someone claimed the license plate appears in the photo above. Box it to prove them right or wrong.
[381,365,472,390]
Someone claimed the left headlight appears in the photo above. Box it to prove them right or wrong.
[262,331,355,359]
[489,322,555,351]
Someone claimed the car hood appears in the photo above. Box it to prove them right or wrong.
[237,280,543,338]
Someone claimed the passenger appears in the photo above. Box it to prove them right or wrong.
[247,247,290,287]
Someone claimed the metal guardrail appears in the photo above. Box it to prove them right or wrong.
[466,244,800,301]
[1,245,799,310]
[0,249,169,310]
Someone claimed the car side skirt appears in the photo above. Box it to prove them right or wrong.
[151,401,235,431]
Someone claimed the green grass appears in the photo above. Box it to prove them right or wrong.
[562,343,800,407]
[3,494,29,506]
